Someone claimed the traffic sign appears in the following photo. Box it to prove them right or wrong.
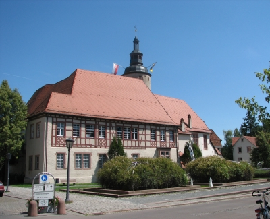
[40,175,49,183]
[34,191,54,200]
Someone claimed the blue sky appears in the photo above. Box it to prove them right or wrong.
[0,0,269,144]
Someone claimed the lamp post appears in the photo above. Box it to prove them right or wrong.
[65,138,74,203]
[6,153,11,192]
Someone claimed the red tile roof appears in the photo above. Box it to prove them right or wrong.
[232,136,256,146]
[210,129,222,147]
[28,69,210,132]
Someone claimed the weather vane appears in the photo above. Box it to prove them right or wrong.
[134,26,137,36]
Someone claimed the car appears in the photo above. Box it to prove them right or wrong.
[0,181,4,197]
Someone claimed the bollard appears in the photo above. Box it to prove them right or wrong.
[209,177,213,187]
[190,178,193,186]
[57,199,66,215]
[28,200,38,217]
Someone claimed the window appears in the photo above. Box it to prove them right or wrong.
[151,129,156,140]
[99,126,105,138]
[132,128,138,140]
[238,157,242,161]
[73,124,80,137]
[86,124,94,138]
[203,135,207,150]
[169,130,174,142]
[124,127,131,139]
[36,123,40,138]
[56,153,65,169]
[160,150,170,158]
[132,154,139,159]
[57,123,65,136]
[247,146,252,153]
[238,147,242,153]
[99,154,107,168]
[30,124,34,139]
[160,130,165,141]
[117,127,122,139]
[28,156,33,170]
[35,155,39,170]
[192,133,198,146]
[75,153,91,169]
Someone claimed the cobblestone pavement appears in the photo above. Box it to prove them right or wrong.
[1,182,270,216]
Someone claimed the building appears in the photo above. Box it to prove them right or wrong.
[232,136,257,162]
[209,129,222,156]
[24,37,220,183]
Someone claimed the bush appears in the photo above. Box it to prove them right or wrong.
[98,157,188,190]
[254,169,270,178]
[186,156,254,183]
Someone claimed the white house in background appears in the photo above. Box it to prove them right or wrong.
[232,136,257,162]
[24,37,221,183]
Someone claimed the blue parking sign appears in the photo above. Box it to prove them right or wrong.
[40,174,49,183]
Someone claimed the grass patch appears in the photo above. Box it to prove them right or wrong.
[254,169,270,179]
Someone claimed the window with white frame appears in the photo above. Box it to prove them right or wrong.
[30,124,34,139]
[99,126,105,138]
[57,123,65,136]
[36,123,40,138]
[159,150,170,158]
[160,130,165,141]
[86,124,94,138]
[124,127,131,139]
[56,153,65,169]
[132,128,138,140]
[73,124,80,137]
[117,127,122,139]
[98,154,107,168]
[75,153,91,169]
[151,129,156,140]
[169,130,174,142]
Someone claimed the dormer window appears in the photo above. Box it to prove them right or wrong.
[188,115,192,129]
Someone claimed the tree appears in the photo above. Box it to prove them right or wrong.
[240,110,260,136]
[221,129,240,160]
[0,80,27,178]
[108,137,125,159]
[236,66,270,167]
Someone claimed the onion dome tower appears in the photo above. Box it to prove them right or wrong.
[122,37,151,90]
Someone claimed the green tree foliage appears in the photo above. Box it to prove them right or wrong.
[186,156,254,183]
[181,142,202,165]
[240,110,261,136]
[108,137,125,159]
[98,156,188,190]
[233,128,241,137]
[236,66,270,168]
[0,80,27,171]
[221,130,234,160]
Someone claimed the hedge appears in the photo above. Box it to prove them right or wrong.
[185,156,254,183]
[97,156,188,190]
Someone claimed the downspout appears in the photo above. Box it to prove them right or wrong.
[43,116,48,172]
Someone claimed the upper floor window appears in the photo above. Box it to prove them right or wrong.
[132,128,138,140]
[57,123,65,136]
[247,146,252,153]
[73,124,80,137]
[124,127,131,139]
[238,147,242,153]
[86,124,94,138]
[36,123,40,138]
[99,126,105,138]
[151,129,156,140]
[30,124,34,139]
[169,130,174,142]
[203,135,207,150]
[192,133,198,146]
[117,127,122,139]
[56,153,65,169]
[160,130,166,141]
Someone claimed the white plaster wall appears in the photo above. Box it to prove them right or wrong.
[178,134,191,154]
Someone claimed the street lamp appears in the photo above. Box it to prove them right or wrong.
[6,153,11,192]
[65,138,74,203]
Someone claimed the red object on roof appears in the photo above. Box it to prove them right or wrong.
[28,69,210,132]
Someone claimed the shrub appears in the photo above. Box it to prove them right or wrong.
[98,157,187,190]
[254,169,270,178]
[186,156,254,183]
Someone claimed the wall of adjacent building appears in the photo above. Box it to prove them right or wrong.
[233,138,255,163]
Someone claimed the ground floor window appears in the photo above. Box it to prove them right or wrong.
[99,154,108,168]
[28,156,33,170]
[131,154,139,159]
[75,153,91,169]
[56,153,65,169]
[159,149,170,158]
[35,155,39,170]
